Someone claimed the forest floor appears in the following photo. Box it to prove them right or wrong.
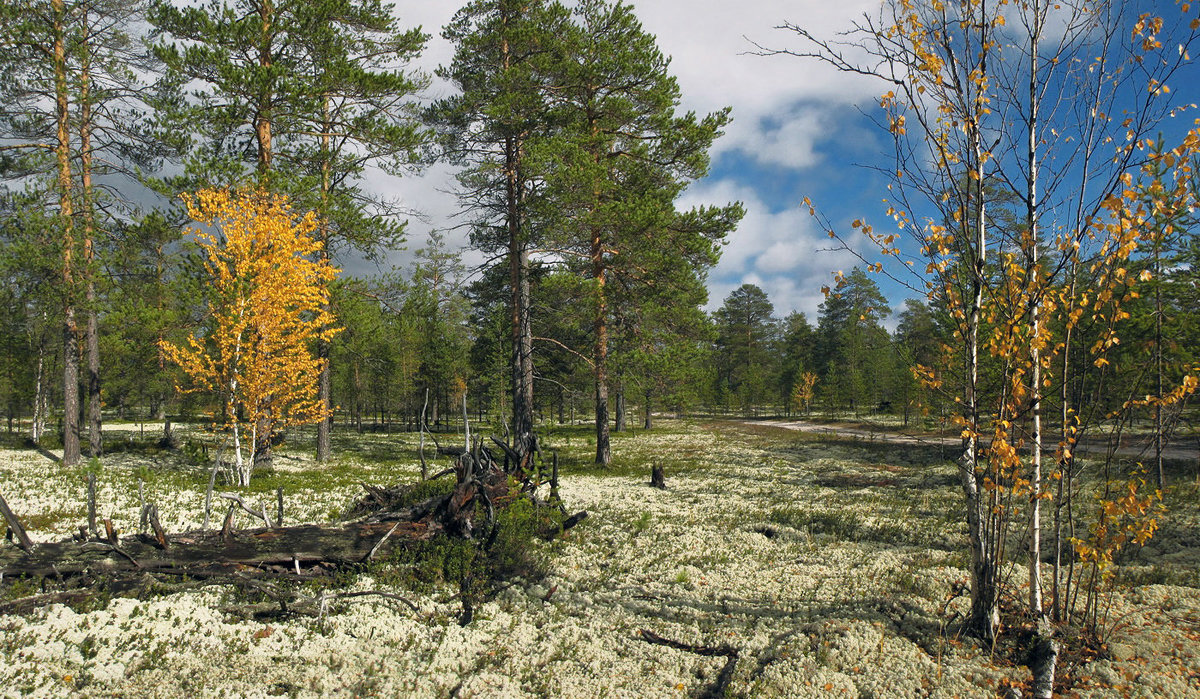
[1,419,1198,698]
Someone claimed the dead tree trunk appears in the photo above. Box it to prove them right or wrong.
[650,464,666,489]
[1,438,585,613]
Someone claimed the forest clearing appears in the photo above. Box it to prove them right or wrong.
[4,0,1200,696]
[1,419,1198,698]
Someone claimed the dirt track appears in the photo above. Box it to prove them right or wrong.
[755,419,1200,465]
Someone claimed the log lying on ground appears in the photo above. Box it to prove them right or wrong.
[0,437,586,613]
[0,518,439,582]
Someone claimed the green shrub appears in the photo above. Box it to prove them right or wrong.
[372,484,565,597]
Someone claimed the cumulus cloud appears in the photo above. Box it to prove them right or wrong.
[631,0,882,168]
[679,179,861,320]
[721,109,828,170]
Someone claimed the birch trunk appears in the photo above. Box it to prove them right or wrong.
[1025,0,1045,621]
[958,1,999,638]
[32,340,46,443]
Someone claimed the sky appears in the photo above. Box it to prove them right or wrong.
[363,0,892,325]
[364,1,1200,327]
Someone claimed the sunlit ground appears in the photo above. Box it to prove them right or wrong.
[0,419,1197,697]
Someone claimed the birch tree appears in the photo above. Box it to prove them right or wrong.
[160,188,339,486]
[771,0,1200,658]
[152,0,426,463]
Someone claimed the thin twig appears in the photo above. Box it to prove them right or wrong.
[219,493,272,526]
[82,541,142,568]
[365,520,403,562]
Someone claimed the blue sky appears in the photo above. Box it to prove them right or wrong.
[371,0,1200,328]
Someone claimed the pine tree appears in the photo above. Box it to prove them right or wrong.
[430,0,572,454]
[815,268,891,415]
[713,284,778,415]
[0,0,84,463]
[778,312,815,414]
[547,0,741,462]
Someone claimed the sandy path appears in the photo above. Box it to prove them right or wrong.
[755,419,1200,464]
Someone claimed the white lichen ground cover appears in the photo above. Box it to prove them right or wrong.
[0,420,1198,698]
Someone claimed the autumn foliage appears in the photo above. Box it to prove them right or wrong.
[160,188,340,484]
[790,0,1200,647]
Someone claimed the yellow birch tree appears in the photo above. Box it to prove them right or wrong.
[161,188,340,486]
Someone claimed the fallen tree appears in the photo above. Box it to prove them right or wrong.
[0,438,585,619]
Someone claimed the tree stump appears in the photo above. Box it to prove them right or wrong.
[650,464,666,489]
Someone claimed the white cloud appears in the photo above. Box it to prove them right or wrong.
[632,0,882,111]
[631,0,883,167]
[722,109,828,170]
[679,179,860,320]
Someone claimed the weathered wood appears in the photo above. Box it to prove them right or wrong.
[1,453,511,584]
[639,628,736,658]
[639,629,738,699]
[220,492,271,526]
[563,511,588,531]
[276,487,284,527]
[650,464,666,489]
[550,451,561,505]
[0,591,95,616]
[87,473,97,539]
[366,521,403,562]
[221,504,236,542]
[0,434,575,625]
[148,505,169,550]
[0,520,440,581]
[0,491,34,551]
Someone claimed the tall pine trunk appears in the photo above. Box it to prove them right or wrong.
[316,94,334,463]
[79,9,103,457]
[614,382,625,432]
[255,0,274,173]
[249,0,276,469]
[592,226,611,465]
[53,0,80,467]
[501,24,535,453]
